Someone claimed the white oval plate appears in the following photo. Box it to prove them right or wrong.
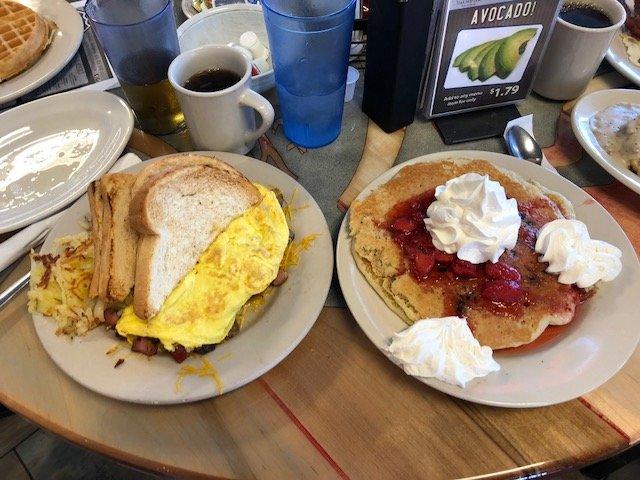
[606,33,640,88]
[571,88,640,195]
[336,150,640,408]
[177,4,275,93]
[0,90,134,233]
[32,152,333,404]
[0,0,84,105]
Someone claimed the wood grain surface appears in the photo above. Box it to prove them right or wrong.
[338,120,406,211]
[127,128,178,157]
[0,256,631,479]
[2,72,639,480]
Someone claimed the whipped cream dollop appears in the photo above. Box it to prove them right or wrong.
[424,173,521,264]
[386,317,500,388]
[535,219,622,288]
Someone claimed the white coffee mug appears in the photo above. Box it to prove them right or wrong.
[533,0,626,101]
[168,45,274,154]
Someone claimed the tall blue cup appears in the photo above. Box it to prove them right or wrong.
[86,0,184,134]
[262,0,356,148]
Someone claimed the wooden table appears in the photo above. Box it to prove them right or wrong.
[2,69,640,479]
[0,253,637,479]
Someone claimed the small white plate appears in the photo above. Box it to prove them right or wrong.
[181,0,199,18]
[181,0,250,19]
[0,90,134,233]
[32,152,333,404]
[336,150,640,408]
[0,0,84,105]
[178,4,275,93]
[606,32,640,87]
[571,88,640,195]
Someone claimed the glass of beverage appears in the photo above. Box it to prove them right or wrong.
[262,0,356,148]
[85,0,185,134]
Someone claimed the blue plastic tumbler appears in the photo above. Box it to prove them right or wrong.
[262,0,356,148]
[86,0,184,134]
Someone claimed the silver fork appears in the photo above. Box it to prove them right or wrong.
[0,229,48,310]
[0,272,30,310]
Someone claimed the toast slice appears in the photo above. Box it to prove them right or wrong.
[87,181,102,298]
[130,153,246,206]
[89,173,138,305]
[131,162,260,319]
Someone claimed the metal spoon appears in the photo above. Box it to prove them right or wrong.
[505,125,544,165]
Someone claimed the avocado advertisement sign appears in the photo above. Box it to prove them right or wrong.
[422,0,562,117]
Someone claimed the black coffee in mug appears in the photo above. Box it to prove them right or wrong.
[560,2,613,29]
[183,68,241,92]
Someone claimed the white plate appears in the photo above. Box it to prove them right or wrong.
[0,0,84,105]
[178,4,275,93]
[181,0,251,19]
[571,88,640,195]
[336,150,640,408]
[0,90,134,233]
[32,152,333,404]
[181,0,199,18]
[606,33,640,87]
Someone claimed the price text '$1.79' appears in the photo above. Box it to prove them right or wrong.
[489,85,520,97]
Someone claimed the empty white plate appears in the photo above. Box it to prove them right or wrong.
[0,90,134,233]
[31,152,333,404]
[0,0,84,105]
[571,88,640,195]
[337,150,640,408]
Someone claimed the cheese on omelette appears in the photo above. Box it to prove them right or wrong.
[116,184,289,351]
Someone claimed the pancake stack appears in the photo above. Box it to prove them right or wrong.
[0,0,56,82]
[349,158,585,350]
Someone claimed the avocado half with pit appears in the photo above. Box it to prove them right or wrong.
[495,28,537,79]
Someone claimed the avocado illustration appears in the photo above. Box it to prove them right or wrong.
[466,44,497,80]
[459,40,498,80]
[495,28,537,79]
[454,40,496,71]
[478,40,504,81]
[453,40,494,68]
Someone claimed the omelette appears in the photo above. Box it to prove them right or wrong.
[116,184,289,351]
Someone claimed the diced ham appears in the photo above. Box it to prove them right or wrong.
[131,337,158,356]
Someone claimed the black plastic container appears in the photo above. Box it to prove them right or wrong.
[362,0,436,133]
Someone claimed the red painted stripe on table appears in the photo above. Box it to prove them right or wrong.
[579,397,631,443]
[258,378,350,480]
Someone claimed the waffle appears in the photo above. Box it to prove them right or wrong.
[0,0,56,82]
